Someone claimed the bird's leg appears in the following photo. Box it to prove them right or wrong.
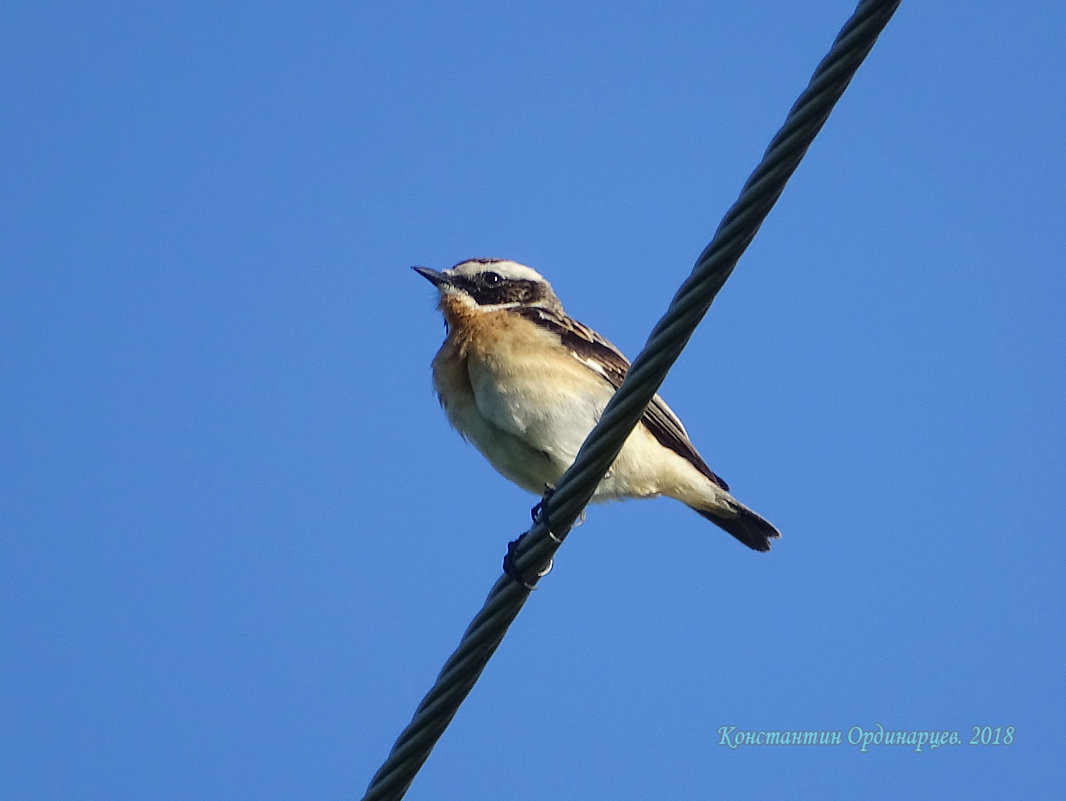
[530,483,556,525]
[504,484,562,587]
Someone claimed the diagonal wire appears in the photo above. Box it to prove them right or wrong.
[361,2,900,798]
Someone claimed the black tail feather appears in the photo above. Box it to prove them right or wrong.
[694,503,781,552]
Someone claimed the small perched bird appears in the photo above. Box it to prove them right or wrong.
[414,258,780,552]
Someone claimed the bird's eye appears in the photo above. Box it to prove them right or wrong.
[482,272,502,286]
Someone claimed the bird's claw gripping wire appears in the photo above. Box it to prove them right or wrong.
[507,483,584,585]
[529,484,556,526]
[503,534,553,589]
[505,486,563,587]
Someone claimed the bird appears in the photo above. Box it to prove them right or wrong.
[413,258,780,552]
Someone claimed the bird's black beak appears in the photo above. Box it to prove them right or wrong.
[412,266,449,287]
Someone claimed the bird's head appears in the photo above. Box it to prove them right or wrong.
[412,259,563,315]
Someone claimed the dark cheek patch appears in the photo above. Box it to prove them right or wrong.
[471,279,544,306]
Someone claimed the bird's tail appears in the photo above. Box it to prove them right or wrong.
[690,497,781,552]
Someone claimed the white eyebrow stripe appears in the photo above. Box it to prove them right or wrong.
[469,301,526,312]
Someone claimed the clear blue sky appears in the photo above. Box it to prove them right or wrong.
[3,2,1064,799]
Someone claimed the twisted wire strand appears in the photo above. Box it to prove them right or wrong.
[361,2,899,798]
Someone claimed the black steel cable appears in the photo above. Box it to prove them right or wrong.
[360,2,900,798]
